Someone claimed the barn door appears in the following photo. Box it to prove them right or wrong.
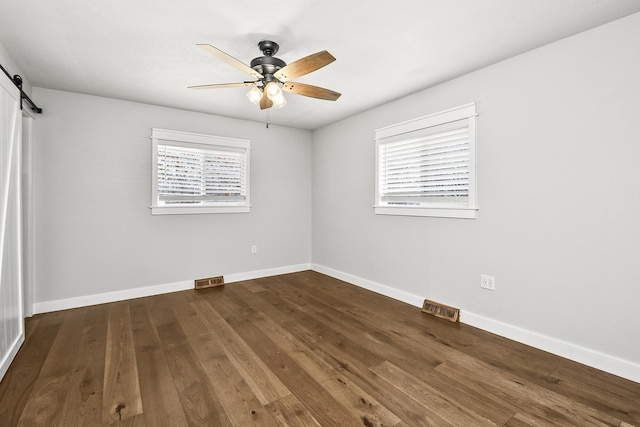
[0,71,24,382]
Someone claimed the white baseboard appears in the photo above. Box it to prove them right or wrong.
[33,280,193,314]
[461,311,640,383]
[226,263,311,283]
[311,264,425,307]
[33,263,312,315]
[311,263,640,384]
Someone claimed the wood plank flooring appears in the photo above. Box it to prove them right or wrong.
[1,271,639,426]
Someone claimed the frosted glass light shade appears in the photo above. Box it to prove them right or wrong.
[265,82,282,98]
[271,93,287,108]
[246,86,263,105]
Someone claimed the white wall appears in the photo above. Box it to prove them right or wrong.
[312,13,640,380]
[0,41,32,97]
[32,88,312,308]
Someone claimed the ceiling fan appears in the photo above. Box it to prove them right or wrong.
[189,40,341,110]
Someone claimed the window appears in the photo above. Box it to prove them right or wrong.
[151,128,250,215]
[375,103,477,219]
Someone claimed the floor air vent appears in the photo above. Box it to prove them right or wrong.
[195,276,224,290]
[421,299,459,323]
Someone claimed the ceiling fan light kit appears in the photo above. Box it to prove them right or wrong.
[189,40,340,111]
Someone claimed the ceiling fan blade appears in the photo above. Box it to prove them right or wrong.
[282,82,341,101]
[197,44,263,79]
[188,82,256,90]
[274,51,336,82]
[260,94,273,110]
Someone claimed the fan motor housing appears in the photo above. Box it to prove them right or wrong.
[250,56,286,77]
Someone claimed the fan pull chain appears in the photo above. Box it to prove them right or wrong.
[266,109,271,128]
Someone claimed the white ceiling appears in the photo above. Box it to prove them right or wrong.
[1,1,640,130]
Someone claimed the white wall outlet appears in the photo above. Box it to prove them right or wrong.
[251,245,257,254]
[481,274,495,290]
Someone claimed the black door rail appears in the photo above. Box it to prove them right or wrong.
[0,63,42,113]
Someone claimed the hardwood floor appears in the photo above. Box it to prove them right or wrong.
[1,271,638,426]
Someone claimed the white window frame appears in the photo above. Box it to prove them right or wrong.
[151,128,250,215]
[374,103,477,219]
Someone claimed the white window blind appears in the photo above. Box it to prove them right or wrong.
[151,129,250,215]
[379,120,470,204]
[157,145,247,203]
[375,103,477,219]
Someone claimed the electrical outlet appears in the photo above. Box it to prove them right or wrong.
[481,274,495,291]
[251,245,257,254]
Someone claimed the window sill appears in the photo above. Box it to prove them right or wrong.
[151,205,251,215]
[374,206,477,219]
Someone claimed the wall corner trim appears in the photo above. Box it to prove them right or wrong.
[311,263,640,384]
